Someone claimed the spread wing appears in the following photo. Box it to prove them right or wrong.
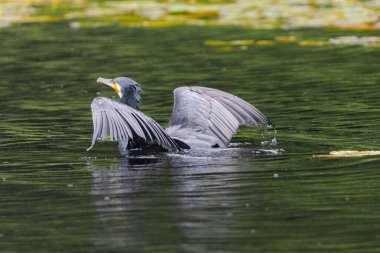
[167,86,270,148]
[88,97,180,151]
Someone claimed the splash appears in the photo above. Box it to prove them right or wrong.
[253,126,283,156]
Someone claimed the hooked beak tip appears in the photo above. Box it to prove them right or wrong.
[96,77,113,88]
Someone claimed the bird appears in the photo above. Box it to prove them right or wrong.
[88,76,271,156]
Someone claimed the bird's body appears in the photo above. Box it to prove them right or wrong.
[88,77,270,156]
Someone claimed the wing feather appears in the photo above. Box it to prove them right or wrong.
[115,108,137,138]
[92,112,101,145]
[112,109,124,140]
[88,97,180,151]
[101,112,108,140]
[167,86,270,148]
[131,113,153,140]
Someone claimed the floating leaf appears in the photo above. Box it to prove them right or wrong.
[298,40,329,46]
[230,40,254,46]
[275,36,296,43]
[204,40,231,46]
[329,36,380,46]
[204,39,254,47]
[314,150,380,158]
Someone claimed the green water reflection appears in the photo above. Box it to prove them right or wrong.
[1,23,380,252]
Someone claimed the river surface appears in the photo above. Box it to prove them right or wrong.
[1,23,380,252]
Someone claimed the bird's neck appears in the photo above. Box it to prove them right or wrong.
[120,95,141,110]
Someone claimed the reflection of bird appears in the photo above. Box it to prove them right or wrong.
[88,77,270,156]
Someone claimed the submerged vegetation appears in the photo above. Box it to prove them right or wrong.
[1,0,380,30]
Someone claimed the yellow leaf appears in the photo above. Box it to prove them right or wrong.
[275,36,296,43]
[314,150,380,158]
[204,40,231,46]
[298,40,328,46]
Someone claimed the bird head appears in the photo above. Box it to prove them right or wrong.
[97,76,141,110]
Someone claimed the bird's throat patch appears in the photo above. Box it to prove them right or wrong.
[113,83,119,94]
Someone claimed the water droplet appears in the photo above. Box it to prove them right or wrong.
[67,184,74,187]
[274,173,279,178]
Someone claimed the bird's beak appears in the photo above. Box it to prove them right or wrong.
[97,77,113,88]
[97,77,122,98]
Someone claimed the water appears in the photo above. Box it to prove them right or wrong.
[1,23,380,252]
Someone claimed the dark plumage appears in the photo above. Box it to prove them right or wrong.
[88,77,271,156]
